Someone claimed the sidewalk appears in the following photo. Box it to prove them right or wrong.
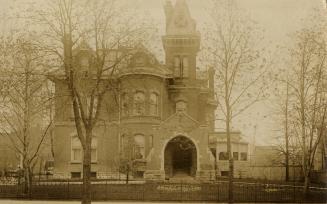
[0,201,212,204]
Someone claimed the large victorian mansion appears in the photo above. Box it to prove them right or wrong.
[52,0,249,181]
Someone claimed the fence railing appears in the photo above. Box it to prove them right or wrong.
[0,181,326,202]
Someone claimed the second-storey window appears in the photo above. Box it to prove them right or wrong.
[121,93,130,117]
[149,93,159,116]
[133,91,145,116]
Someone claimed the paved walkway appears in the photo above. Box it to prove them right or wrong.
[0,201,213,204]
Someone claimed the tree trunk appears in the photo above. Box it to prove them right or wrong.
[226,111,233,203]
[285,152,289,181]
[303,174,310,196]
[82,134,92,204]
[23,165,32,199]
[125,164,129,184]
[285,82,289,182]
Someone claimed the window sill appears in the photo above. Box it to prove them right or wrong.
[71,161,98,164]
[134,159,146,162]
[121,115,160,119]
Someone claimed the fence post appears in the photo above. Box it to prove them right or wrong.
[105,180,108,200]
[254,182,257,203]
[142,182,145,201]
[293,180,295,203]
[67,179,70,199]
[180,181,183,201]
[217,182,219,202]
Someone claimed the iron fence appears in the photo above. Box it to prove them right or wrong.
[0,180,326,202]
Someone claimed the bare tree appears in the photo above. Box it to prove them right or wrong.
[270,69,293,181]
[286,20,327,195]
[0,34,53,196]
[23,0,154,203]
[205,1,269,202]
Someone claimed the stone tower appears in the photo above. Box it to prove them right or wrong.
[163,0,200,80]
[143,0,216,181]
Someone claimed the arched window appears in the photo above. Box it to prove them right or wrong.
[134,134,145,159]
[173,56,189,78]
[174,56,181,77]
[71,136,97,163]
[182,57,188,78]
[121,93,129,117]
[133,91,145,116]
[149,92,159,116]
[71,137,82,162]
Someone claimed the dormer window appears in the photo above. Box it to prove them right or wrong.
[173,55,188,78]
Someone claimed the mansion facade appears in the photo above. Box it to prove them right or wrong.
[52,0,236,181]
[50,0,326,182]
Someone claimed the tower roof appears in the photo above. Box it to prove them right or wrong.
[165,0,198,36]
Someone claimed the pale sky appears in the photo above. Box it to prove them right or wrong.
[0,0,326,145]
[137,0,326,146]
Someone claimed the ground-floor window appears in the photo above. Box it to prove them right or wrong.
[71,136,98,163]
[219,152,228,160]
[71,172,81,179]
[133,171,144,178]
[240,152,248,161]
[71,137,82,162]
[221,171,229,177]
[233,152,239,160]
[91,172,97,178]
[134,134,145,159]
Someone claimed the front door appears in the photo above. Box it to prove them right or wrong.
[164,136,197,178]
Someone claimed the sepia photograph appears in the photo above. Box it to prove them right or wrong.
[0,0,326,203]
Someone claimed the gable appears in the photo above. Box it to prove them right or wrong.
[160,112,199,133]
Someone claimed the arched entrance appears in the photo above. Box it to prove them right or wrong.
[164,136,197,178]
